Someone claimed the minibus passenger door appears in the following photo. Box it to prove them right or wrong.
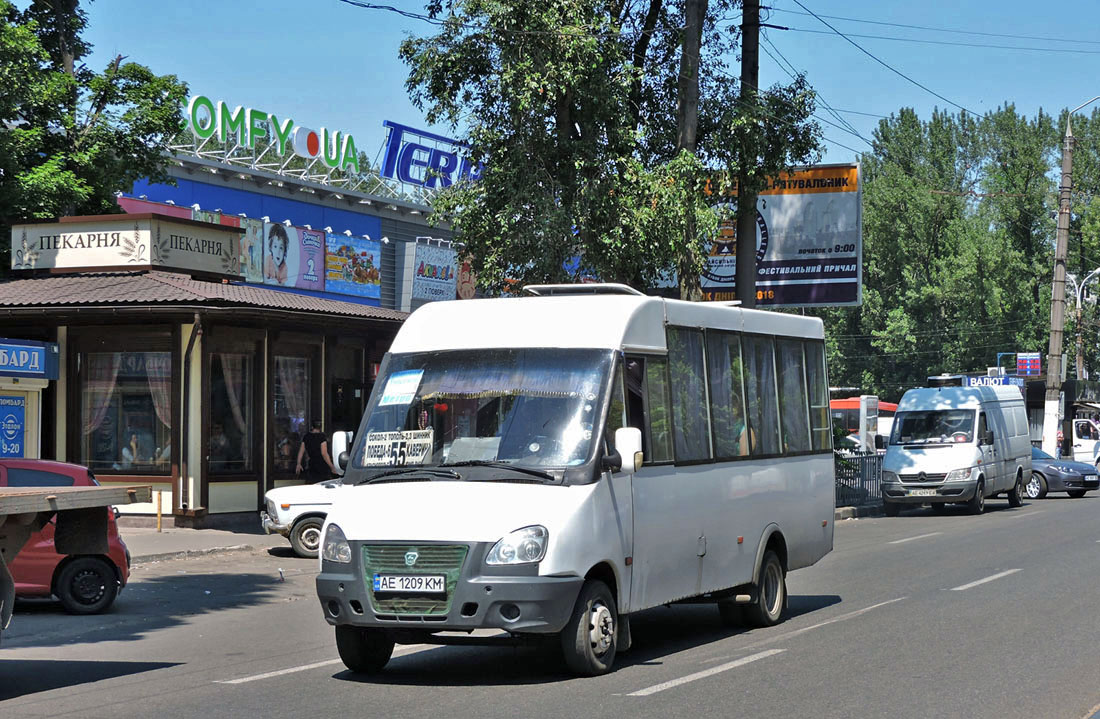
[977,413,1001,490]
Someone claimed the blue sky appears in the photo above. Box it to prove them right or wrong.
[77,0,1100,166]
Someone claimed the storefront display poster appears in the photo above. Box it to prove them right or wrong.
[411,242,457,301]
[261,223,325,291]
[239,218,265,282]
[325,233,381,299]
[0,395,25,458]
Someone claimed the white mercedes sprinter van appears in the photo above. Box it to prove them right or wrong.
[315,284,835,676]
[881,385,1031,515]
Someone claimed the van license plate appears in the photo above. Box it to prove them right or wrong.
[373,574,446,594]
[909,488,937,497]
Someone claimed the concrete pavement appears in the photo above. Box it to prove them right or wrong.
[119,525,288,564]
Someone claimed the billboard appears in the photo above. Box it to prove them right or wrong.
[325,233,381,299]
[261,222,325,291]
[702,164,862,307]
[411,242,457,301]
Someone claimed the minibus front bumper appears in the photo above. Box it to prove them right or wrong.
[881,476,979,504]
[316,541,584,635]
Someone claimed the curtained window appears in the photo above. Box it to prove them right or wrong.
[80,351,172,474]
[274,356,310,474]
[210,353,253,473]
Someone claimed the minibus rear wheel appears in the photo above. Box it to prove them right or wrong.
[561,580,617,676]
[745,550,786,628]
[335,626,394,674]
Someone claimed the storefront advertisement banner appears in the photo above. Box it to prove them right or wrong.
[193,208,221,225]
[239,217,265,282]
[412,242,457,301]
[262,223,325,291]
[325,233,380,299]
[699,164,862,307]
[0,395,26,458]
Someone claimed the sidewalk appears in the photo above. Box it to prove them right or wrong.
[120,526,289,564]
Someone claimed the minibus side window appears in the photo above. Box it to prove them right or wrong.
[776,339,811,453]
[977,413,988,443]
[667,327,712,462]
[744,335,781,456]
[805,341,831,451]
[706,331,750,458]
[645,357,675,463]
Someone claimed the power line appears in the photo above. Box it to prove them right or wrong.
[787,0,977,117]
[759,32,873,146]
[831,108,888,119]
[767,7,1100,47]
[337,0,622,38]
[783,26,1100,56]
[831,317,1033,341]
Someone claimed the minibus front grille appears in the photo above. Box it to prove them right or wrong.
[899,473,947,483]
[362,544,468,616]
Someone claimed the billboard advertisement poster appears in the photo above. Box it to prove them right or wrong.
[193,208,221,225]
[239,217,265,282]
[412,242,457,301]
[701,164,862,307]
[262,223,325,291]
[325,233,381,299]
[0,395,25,458]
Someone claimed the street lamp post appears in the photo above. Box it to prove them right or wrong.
[1044,96,1100,457]
[1066,268,1100,381]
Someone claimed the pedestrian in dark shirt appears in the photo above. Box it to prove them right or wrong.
[296,420,337,482]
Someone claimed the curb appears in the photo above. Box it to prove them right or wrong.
[834,505,884,520]
[131,544,255,565]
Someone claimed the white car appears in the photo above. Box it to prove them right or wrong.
[261,479,347,557]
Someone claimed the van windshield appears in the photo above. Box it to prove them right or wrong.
[890,409,976,445]
[351,348,614,474]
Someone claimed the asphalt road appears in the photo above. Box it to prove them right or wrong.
[3,494,1100,719]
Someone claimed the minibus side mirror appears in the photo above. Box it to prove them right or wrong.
[874,434,886,450]
[613,427,643,474]
[332,430,354,473]
[983,430,994,446]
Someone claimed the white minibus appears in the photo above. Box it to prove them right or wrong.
[315,284,835,676]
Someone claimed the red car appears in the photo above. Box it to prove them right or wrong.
[2,459,131,614]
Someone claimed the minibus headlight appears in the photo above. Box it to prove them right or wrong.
[486,526,548,565]
[322,523,353,564]
[881,470,898,483]
[944,468,972,482]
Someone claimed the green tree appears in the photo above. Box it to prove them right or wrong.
[396,0,820,293]
[0,0,188,267]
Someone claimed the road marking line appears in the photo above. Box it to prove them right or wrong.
[742,597,907,651]
[950,569,1022,591]
[889,532,942,545]
[626,649,785,697]
[215,645,428,684]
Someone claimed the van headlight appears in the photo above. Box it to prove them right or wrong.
[882,470,898,483]
[322,523,352,563]
[486,526,548,565]
[945,468,973,482]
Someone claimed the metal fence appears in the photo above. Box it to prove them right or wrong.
[834,451,883,507]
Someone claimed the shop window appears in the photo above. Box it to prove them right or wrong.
[210,353,254,473]
[274,355,311,474]
[80,351,172,474]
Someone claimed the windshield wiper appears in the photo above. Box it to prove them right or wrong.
[442,460,555,481]
[357,467,461,484]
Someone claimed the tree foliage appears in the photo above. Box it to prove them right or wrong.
[0,0,188,263]
[810,104,1100,400]
[397,0,821,293]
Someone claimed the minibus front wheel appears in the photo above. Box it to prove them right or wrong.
[335,626,394,674]
[560,580,618,676]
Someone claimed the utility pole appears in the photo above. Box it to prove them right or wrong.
[736,0,760,308]
[1044,119,1078,457]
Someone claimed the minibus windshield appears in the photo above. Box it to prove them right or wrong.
[890,409,976,445]
[351,348,614,474]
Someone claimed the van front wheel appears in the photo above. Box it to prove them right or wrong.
[966,479,986,515]
[335,626,394,674]
[560,580,617,676]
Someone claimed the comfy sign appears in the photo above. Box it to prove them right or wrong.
[187,96,360,174]
[380,121,483,189]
